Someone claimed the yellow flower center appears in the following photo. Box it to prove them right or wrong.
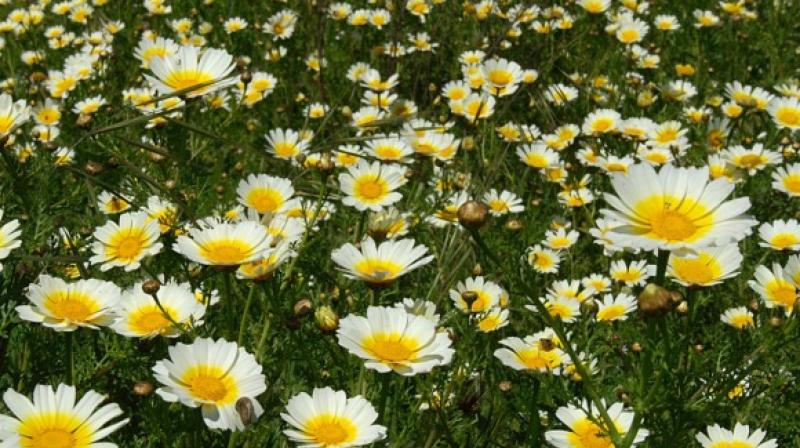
[199,239,255,265]
[736,154,764,169]
[304,414,358,445]
[130,305,175,335]
[591,117,614,133]
[618,28,640,43]
[44,291,99,322]
[19,412,95,448]
[584,0,605,13]
[767,280,797,308]
[37,109,60,125]
[547,302,574,319]
[728,314,753,329]
[567,418,619,448]
[374,144,403,160]
[354,176,388,202]
[246,187,284,213]
[488,70,513,86]
[635,194,713,242]
[143,46,170,62]
[525,154,549,169]
[353,258,402,282]
[776,107,800,127]
[597,304,626,321]
[672,253,721,285]
[362,332,419,363]
[478,314,503,331]
[164,69,214,94]
[782,175,800,194]
[771,233,799,249]
[181,365,238,404]
[0,115,14,134]
[107,228,149,261]
[273,141,298,158]
[605,162,627,173]
[516,346,562,370]
[710,442,755,448]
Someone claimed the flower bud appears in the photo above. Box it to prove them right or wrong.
[457,201,489,229]
[637,283,671,314]
[142,279,161,295]
[315,305,339,333]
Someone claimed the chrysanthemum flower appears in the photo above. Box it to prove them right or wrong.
[721,306,755,330]
[577,0,611,13]
[545,401,649,448]
[135,36,179,68]
[266,128,310,160]
[518,143,559,170]
[596,293,637,322]
[749,263,798,315]
[768,96,800,130]
[145,45,236,97]
[281,387,387,447]
[477,307,510,333]
[0,209,21,272]
[600,163,756,252]
[450,276,503,313]
[696,422,777,448]
[772,163,800,197]
[236,174,295,215]
[90,211,163,272]
[173,220,272,266]
[722,144,782,175]
[236,240,294,280]
[337,305,454,375]
[16,275,121,331]
[668,244,742,287]
[582,109,621,135]
[759,219,800,251]
[0,93,30,138]
[331,237,433,285]
[364,136,413,163]
[152,337,266,431]
[494,331,569,373]
[481,58,522,97]
[111,280,205,338]
[545,228,580,250]
[610,259,654,287]
[0,384,128,447]
[527,244,562,274]
[96,191,132,214]
[338,160,407,211]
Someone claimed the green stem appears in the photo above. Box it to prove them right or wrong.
[66,332,75,385]
[655,250,669,286]
[528,376,541,444]
[237,283,256,346]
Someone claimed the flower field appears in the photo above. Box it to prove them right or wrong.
[0,0,798,447]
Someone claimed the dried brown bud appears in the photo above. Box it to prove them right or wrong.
[638,283,671,315]
[84,161,104,175]
[142,279,161,295]
[235,397,256,427]
[133,381,154,396]
[293,298,313,317]
[770,316,783,327]
[457,201,489,229]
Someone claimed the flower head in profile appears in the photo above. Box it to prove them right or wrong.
[173,220,271,266]
[0,93,30,138]
[0,209,21,272]
[331,237,433,285]
[112,280,206,338]
[337,305,454,376]
[667,244,742,287]
[600,163,756,252]
[0,384,129,447]
[90,211,163,272]
[696,422,777,448]
[145,45,236,97]
[281,387,387,447]
[494,330,570,373]
[545,400,649,448]
[152,337,266,431]
[16,275,121,331]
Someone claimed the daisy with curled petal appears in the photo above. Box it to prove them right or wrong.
[476,307,510,333]
[545,400,649,448]
[145,45,236,97]
[16,274,121,331]
[483,189,524,216]
[90,211,163,272]
[173,220,272,266]
[668,244,743,287]
[331,237,433,285]
[768,96,800,130]
[338,160,407,212]
[527,244,562,274]
[134,35,179,68]
[111,280,206,338]
[364,136,413,164]
[236,240,294,281]
[96,191,132,214]
[748,263,797,315]
[0,209,21,272]
[266,128,310,160]
[517,143,560,170]
[759,219,800,251]
[152,337,267,431]
[545,228,579,250]
[236,173,295,215]
[337,305,454,376]
[595,293,637,322]
[281,387,387,447]
[0,383,129,447]
[721,306,755,330]
[494,330,570,373]
[450,276,503,313]
[610,259,654,287]
[772,163,800,197]
[600,163,757,252]
[0,93,30,138]
[696,422,777,448]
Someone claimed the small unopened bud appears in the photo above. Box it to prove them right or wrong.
[315,305,339,333]
[457,201,489,229]
[164,180,177,190]
[142,279,161,295]
[498,380,512,392]
[461,291,479,309]
[76,113,92,128]
[293,298,313,317]
[295,153,307,166]
[318,153,334,172]
[462,136,475,151]
[638,283,671,314]
[676,301,688,314]
[133,381,154,396]
[472,264,483,276]
[84,161,104,174]
[235,397,256,427]
[770,316,783,327]
[694,344,704,353]
[538,338,556,352]
[240,70,252,84]
[505,218,523,231]
[631,342,643,353]
[215,185,226,194]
